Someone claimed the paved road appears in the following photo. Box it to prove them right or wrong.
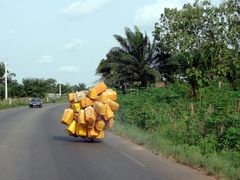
[0,104,214,180]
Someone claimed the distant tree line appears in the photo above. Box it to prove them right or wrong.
[96,0,239,97]
[0,62,86,99]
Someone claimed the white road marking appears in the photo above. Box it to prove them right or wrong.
[122,152,145,167]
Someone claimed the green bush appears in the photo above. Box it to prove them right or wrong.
[115,82,240,178]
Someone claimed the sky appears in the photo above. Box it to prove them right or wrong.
[0,0,221,87]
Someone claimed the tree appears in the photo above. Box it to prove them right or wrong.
[78,83,86,91]
[97,26,159,87]
[151,38,176,82]
[220,0,240,89]
[0,62,4,82]
[9,81,25,98]
[22,78,58,97]
[0,62,16,84]
[97,49,128,86]
[61,83,72,94]
[45,78,57,93]
[0,62,17,99]
[154,0,232,96]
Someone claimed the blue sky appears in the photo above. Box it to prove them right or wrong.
[0,0,221,87]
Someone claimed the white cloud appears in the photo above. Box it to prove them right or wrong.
[64,39,84,51]
[58,66,80,73]
[134,0,194,27]
[60,0,110,17]
[36,56,53,64]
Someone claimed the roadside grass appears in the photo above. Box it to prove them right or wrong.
[0,98,29,110]
[0,96,68,110]
[111,122,240,180]
[111,82,240,180]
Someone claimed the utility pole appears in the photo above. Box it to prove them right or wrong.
[4,60,8,100]
[59,83,62,96]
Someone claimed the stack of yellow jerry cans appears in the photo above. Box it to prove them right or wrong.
[61,82,119,140]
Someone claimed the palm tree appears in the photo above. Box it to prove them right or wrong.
[0,62,5,83]
[97,26,159,87]
[78,83,86,91]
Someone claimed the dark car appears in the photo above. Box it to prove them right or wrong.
[29,98,43,108]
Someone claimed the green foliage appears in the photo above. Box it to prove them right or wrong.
[1,61,86,99]
[96,26,159,87]
[22,78,53,97]
[0,95,68,110]
[0,62,16,84]
[97,0,240,97]
[153,0,240,96]
[115,84,240,178]
[0,62,17,98]
[0,98,30,109]
[112,121,240,180]
[8,81,26,98]
[78,83,86,91]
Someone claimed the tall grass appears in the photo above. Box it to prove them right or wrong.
[112,82,240,180]
[0,96,68,110]
[112,122,240,180]
[0,98,29,110]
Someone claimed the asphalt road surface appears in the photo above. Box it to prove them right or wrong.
[0,104,214,180]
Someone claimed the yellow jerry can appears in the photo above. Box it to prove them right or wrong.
[85,106,96,123]
[104,105,114,121]
[61,108,74,125]
[76,124,79,136]
[68,93,75,102]
[80,98,94,108]
[87,128,98,138]
[76,124,87,137]
[72,103,81,112]
[61,82,118,139]
[75,91,86,101]
[66,121,76,135]
[87,121,95,129]
[73,93,77,103]
[73,93,79,103]
[106,118,114,128]
[69,102,73,109]
[73,112,78,120]
[87,88,97,99]
[108,99,119,112]
[78,110,86,125]
[64,129,76,137]
[96,92,108,104]
[96,130,105,139]
[94,101,107,115]
[94,82,107,95]
[95,119,105,131]
[104,89,117,101]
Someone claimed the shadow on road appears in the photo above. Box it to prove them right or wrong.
[52,136,102,143]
